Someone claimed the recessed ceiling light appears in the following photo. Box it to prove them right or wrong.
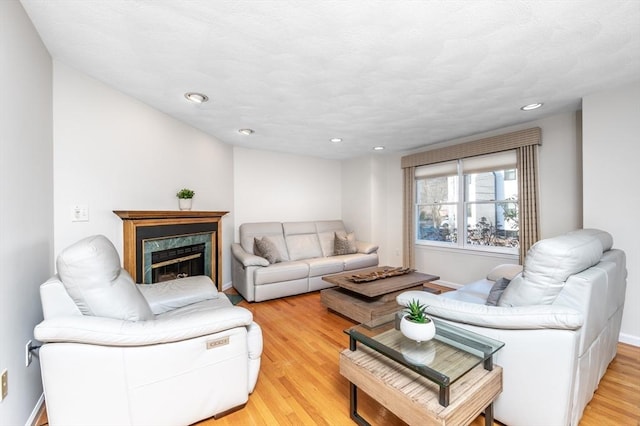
[373,146,385,151]
[184,92,209,103]
[520,103,543,111]
[330,138,342,143]
[238,128,254,135]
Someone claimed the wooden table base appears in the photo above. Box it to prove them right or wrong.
[321,285,424,326]
[340,346,502,426]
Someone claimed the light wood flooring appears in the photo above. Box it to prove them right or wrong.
[36,290,640,426]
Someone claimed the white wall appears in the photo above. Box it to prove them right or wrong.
[344,112,583,286]
[232,147,342,239]
[341,153,404,267]
[53,62,235,285]
[583,80,640,345]
[0,2,53,424]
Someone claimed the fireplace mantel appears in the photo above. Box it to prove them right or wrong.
[114,210,228,290]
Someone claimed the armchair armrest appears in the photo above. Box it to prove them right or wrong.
[232,243,269,267]
[137,275,218,315]
[34,306,254,346]
[397,290,584,330]
[356,241,379,254]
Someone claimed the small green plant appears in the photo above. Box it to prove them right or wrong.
[176,188,195,199]
[403,299,431,323]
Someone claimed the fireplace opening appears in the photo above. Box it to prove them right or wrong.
[151,243,205,283]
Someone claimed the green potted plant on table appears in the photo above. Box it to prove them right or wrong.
[176,188,195,211]
[400,299,436,342]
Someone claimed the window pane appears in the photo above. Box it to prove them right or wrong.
[466,202,519,248]
[465,170,518,202]
[417,204,457,242]
[416,176,458,204]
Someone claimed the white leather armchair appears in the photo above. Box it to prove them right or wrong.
[397,229,626,426]
[34,235,262,426]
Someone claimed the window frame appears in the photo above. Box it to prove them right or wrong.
[415,153,519,255]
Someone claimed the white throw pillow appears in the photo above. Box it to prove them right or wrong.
[57,235,154,321]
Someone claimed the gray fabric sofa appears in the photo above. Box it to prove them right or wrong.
[232,220,379,302]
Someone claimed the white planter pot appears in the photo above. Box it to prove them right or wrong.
[400,316,436,343]
[178,198,192,211]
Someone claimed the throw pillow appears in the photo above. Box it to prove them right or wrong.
[485,277,511,306]
[254,236,282,264]
[334,231,357,255]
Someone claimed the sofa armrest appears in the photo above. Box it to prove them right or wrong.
[356,241,379,254]
[137,275,218,315]
[231,243,269,267]
[397,290,584,330]
[34,306,254,346]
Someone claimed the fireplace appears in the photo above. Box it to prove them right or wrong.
[114,211,228,290]
[148,241,206,283]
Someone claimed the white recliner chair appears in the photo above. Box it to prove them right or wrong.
[34,235,262,426]
[397,229,626,426]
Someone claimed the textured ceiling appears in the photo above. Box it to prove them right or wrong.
[19,0,640,160]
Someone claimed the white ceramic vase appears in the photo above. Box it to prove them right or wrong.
[178,198,192,211]
[400,316,436,343]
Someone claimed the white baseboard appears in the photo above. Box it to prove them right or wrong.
[26,393,45,426]
[619,332,640,347]
[222,281,233,291]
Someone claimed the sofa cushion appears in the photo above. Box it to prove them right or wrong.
[283,221,323,261]
[240,222,290,261]
[499,234,603,306]
[340,253,379,271]
[443,278,494,305]
[334,231,357,255]
[137,275,219,315]
[305,257,344,277]
[254,261,309,285]
[253,237,283,264]
[316,220,347,257]
[486,264,523,281]
[57,235,154,321]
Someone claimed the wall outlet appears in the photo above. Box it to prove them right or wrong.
[26,340,33,367]
[1,369,7,401]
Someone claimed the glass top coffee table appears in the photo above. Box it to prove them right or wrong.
[341,315,504,426]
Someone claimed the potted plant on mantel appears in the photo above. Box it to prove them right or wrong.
[400,299,436,342]
[176,188,195,211]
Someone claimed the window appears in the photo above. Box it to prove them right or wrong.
[415,151,519,252]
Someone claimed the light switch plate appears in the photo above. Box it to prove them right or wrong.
[71,204,89,222]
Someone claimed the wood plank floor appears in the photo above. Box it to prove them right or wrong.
[197,291,640,426]
[36,290,640,426]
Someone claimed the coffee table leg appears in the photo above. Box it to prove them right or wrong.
[485,402,494,426]
[350,382,370,426]
[439,385,450,406]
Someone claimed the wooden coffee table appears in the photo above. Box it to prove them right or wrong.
[320,266,440,326]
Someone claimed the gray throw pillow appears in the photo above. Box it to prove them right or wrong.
[485,277,511,306]
[334,231,357,255]
[254,237,282,264]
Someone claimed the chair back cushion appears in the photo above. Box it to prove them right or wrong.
[500,233,603,306]
[56,235,154,321]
